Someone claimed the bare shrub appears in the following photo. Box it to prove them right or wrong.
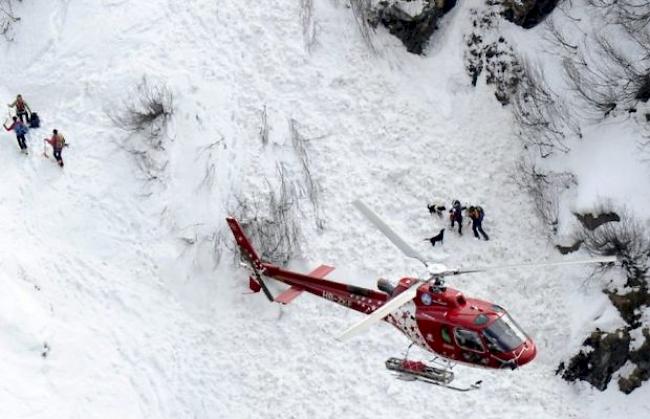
[577,209,650,287]
[349,0,376,53]
[107,78,174,181]
[513,61,579,157]
[513,159,577,234]
[176,222,226,269]
[0,1,20,41]
[587,0,650,32]
[300,0,316,52]
[195,136,225,191]
[259,105,269,146]
[108,77,174,147]
[542,17,579,54]
[128,150,169,182]
[289,119,324,230]
[230,165,302,266]
[562,23,650,118]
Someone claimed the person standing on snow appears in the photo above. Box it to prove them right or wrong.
[468,205,489,241]
[8,94,32,124]
[3,116,29,153]
[449,200,465,235]
[45,129,66,167]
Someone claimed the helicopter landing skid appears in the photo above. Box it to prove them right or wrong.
[385,357,482,392]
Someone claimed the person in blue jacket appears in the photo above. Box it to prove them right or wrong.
[3,116,28,153]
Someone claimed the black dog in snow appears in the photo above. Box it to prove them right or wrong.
[426,228,445,247]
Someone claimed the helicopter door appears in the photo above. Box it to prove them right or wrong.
[454,328,488,365]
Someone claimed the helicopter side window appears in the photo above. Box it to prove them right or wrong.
[441,326,452,344]
[454,328,485,353]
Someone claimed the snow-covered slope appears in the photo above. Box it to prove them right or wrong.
[0,1,648,418]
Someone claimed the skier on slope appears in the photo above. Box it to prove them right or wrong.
[3,116,29,153]
[467,205,489,241]
[45,129,66,167]
[8,94,32,124]
[449,199,466,235]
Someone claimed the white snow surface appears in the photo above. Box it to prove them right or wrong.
[0,1,648,418]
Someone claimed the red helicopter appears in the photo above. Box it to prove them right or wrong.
[226,200,616,391]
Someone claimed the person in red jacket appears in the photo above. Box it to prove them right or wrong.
[45,129,66,167]
[3,116,28,153]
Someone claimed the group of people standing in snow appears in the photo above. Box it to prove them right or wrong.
[426,199,490,246]
[3,94,67,167]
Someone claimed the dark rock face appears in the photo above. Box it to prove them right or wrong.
[556,240,583,255]
[574,211,621,231]
[559,329,631,391]
[559,212,650,393]
[369,0,457,55]
[607,289,650,329]
[619,329,650,394]
[464,8,523,105]
[635,73,650,102]
[502,0,559,29]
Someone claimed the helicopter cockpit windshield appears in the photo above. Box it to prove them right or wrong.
[483,313,528,353]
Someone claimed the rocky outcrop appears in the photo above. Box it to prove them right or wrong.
[619,329,650,394]
[464,7,523,105]
[555,240,583,255]
[502,0,559,29]
[574,211,621,231]
[369,0,457,55]
[558,329,631,391]
[558,210,650,393]
[606,288,650,329]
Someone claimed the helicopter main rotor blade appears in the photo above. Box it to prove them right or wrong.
[336,282,420,341]
[353,200,429,267]
[443,256,618,276]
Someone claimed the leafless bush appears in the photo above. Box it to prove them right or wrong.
[108,77,174,147]
[562,27,650,119]
[108,78,174,182]
[513,62,579,157]
[300,0,317,52]
[259,105,269,146]
[127,149,169,182]
[542,17,579,54]
[177,225,225,269]
[587,0,650,32]
[195,136,225,191]
[513,159,577,234]
[577,209,649,287]
[349,0,377,53]
[289,119,324,230]
[230,165,302,266]
[0,1,20,41]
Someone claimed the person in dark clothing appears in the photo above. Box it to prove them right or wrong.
[3,116,28,153]
[8,94,32,123]
[45,129,66,167]
[468,206,489,241]
[449,200,466,235]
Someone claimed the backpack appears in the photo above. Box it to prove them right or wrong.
[54,134,66,149]
[29,112,40,128]
[476,206,484,219]
[15,123,28,136]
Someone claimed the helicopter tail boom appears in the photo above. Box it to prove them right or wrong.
[226,217,276,300]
